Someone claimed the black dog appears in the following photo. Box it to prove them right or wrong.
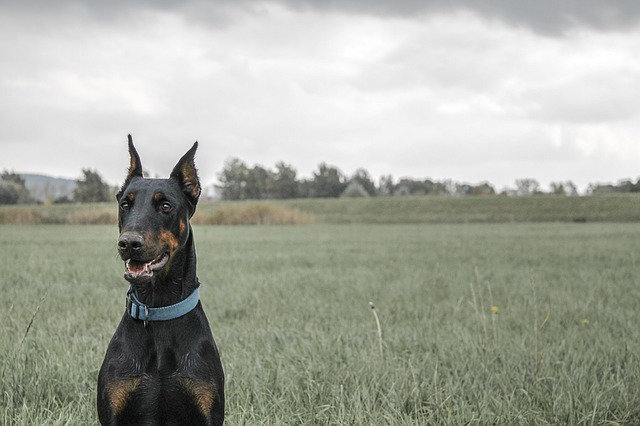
[97,136,224,425]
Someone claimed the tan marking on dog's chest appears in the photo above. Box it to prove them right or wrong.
[107,376,142,415]
[178,377,217,418]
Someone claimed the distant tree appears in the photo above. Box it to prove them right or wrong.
[394,178,444,196]
[587,183,614,195]
[442,180,458,196]
[394,183,412,196]
[564,181,579,196]
[455,183,473,196]
[0,171,32,204]
[390,178,495,197]
[423,179,436,195]
[311,163,347,197]
[378,175,394,196]
[515,178,541,196]
[74,169,110,202]
[431,181,450,195]
[350,169,377,196]
[468,182,496,196]
[271,162,299,199]
[298,179,314,198]
[0,183,19,204]
[341,181,370,197]
[551,180,579,196]
[550,181,566,195]
[217,158,249,200]
[245,165,271,199]
[588,178,640,195]
[614,179,640,193]
[395,178,420,195]
[617,179,633,192]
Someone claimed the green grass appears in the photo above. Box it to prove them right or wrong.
[1,223,640,424]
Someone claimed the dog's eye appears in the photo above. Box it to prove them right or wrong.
[120,201,130,211]
[161,202,173,213]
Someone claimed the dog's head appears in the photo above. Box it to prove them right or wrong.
[116,135,201,284]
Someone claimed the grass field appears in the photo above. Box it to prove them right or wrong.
[1,223,640,425]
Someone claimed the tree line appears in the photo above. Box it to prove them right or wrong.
[216,158,498,200]
[0,169,113,204]
[214,158,635,200]
[1,161,640,205]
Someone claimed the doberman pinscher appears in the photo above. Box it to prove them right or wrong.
[97,136,224,425]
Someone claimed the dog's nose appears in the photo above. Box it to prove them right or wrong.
[118,232,144,256]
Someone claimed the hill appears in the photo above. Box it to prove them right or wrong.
[22,174,76,202]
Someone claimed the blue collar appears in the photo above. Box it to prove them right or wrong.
[126,287,200,322]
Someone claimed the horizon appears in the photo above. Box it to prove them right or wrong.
[12,166,639,195]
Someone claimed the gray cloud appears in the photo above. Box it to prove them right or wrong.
[3,0,640,34]
[266,0,640,35]
[277,0,640,33]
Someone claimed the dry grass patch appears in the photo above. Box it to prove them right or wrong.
[193,204,315,225]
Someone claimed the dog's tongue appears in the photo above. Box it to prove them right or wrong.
[124,255,169,282]
[126,260,150,275]
[125,260,151,278]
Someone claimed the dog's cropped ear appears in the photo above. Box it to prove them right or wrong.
[126,135,144,180]
[170,142,201,212]
[117,135,144,199]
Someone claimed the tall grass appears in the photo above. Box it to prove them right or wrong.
[0,203,313,225]
[193,204,315,225]
[0,204,116,224]
[1,223,639,424]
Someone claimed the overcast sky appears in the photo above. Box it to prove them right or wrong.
[1,0,640,192]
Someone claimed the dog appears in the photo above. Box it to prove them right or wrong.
[97,135,224,425]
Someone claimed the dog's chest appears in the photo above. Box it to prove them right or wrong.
[109,343,218,424]
[116,373,216,424]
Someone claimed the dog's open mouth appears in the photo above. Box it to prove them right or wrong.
[124,253,169,282]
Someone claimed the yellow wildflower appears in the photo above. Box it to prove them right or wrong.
[490,306,500,315]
